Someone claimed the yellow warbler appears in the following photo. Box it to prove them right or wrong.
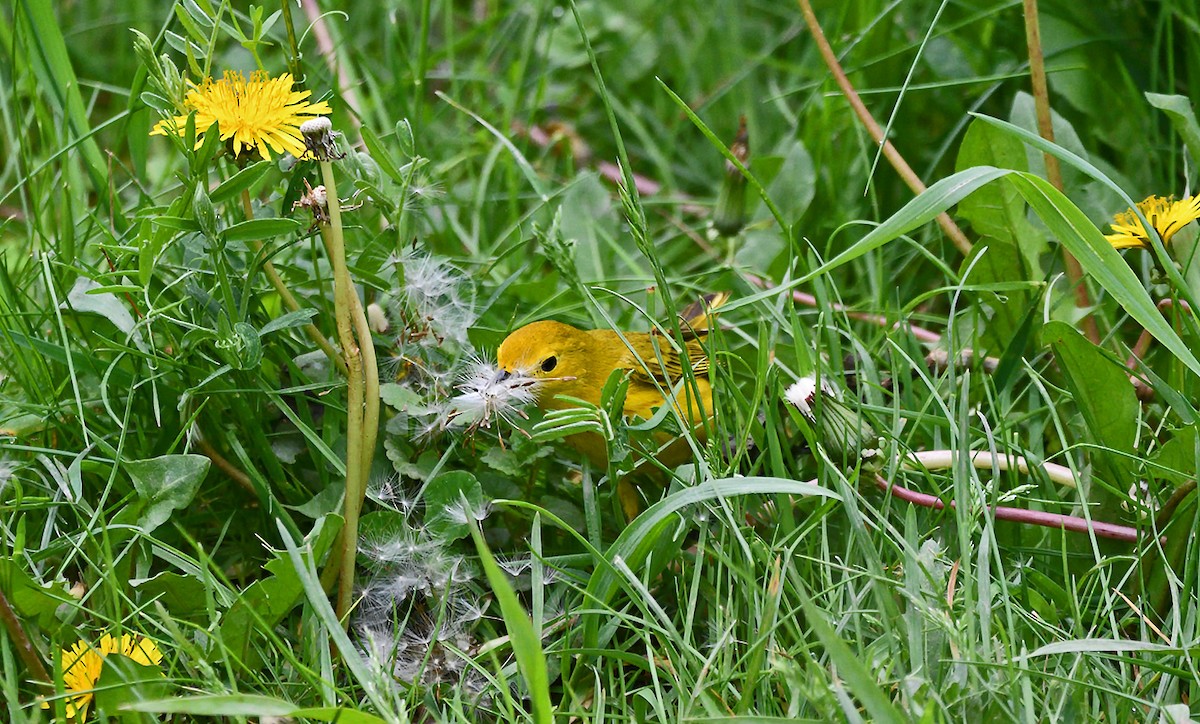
[495,292,729,477]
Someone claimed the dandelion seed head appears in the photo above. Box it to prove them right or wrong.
[394,251,477,346]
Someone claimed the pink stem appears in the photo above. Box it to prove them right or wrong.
[875,475,1141,543]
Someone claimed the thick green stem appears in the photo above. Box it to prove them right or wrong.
[317,160,377,626]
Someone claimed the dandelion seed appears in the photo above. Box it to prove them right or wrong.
[497,555,532,577]
[393,251,477,345]
[440,359,539,433]
[150,70,332,161]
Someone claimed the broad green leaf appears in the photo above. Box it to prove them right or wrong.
[63,276,148,352]
[962,241,1037,354]
[955,119,1043,276]
[423,471,485,542]
[210,161,273,204]
[1146,93,1200,171]
[258,309,318,336]
[94,657,168,722]
[1043,321,1137,488]
[1152,424,1199,483]
[125,454,210,533]
[131,572,211,620]
[0,558,71,630]
[216,515,340,664]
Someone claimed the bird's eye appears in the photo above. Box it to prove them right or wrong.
[541,356,558,373]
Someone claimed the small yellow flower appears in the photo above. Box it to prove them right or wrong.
[41,633,164,721]
[151,70,332,160]
[1105,195,1200,250]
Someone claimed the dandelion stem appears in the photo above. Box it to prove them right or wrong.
[317,158,378,627]
[1022,0,1099,344]
[241,190,347,375]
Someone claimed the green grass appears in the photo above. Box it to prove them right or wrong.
[3,0,1200,721]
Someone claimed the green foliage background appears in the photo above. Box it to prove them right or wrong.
[2,0,1200,721]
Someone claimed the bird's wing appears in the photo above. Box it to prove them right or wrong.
[622,334,712,388]
[616,292,728,387]
[675,291,730,336]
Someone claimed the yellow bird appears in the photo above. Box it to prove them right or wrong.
[495,293,729,512]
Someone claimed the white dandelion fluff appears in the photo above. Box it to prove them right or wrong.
[784,374,836,417]
[439,358,539,433]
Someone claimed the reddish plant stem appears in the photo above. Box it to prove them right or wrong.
[875,475,1142,543]
[745,273,943,343]
[796,0,973,257]
[1023,0,1098,344]
[1125,299,1191,399]
[0,585,52,691]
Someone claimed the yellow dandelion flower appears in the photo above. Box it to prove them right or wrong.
[1105,195,1200,250]
[41,633,164,721]
[151,70,332,160]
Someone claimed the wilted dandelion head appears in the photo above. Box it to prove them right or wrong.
[784,375,835,417]
[439,358,539,433]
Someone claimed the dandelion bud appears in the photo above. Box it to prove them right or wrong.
[785,375,881,467]
[300,116,343,160]
[713,116,750,237]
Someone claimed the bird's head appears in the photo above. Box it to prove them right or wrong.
[495,320,590,405]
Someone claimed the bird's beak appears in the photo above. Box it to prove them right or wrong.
[493,368,513,383]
